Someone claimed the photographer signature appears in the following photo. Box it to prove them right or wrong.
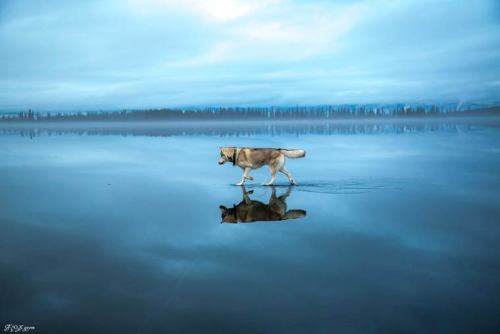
[4,325,35,333]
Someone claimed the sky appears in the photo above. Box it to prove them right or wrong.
[0,0,499,111]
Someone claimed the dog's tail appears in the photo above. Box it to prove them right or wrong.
[284,210,307,220]
[280,149,306,158]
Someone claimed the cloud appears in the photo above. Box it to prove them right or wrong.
[130,0,281,22]
[0,0,499,110]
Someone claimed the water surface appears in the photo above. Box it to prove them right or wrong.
[1,119,500,333]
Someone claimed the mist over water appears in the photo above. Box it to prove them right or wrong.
[1,119,500,333]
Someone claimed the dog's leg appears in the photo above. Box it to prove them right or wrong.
[236,167,251,186]
[269,185,287,216]
[263,166,277,185]
[241,186,253,204]
[269,185,277,201]
[279,166,295,185]
[236,177,245,186]
[236,173,245,186]
[244,168,253,181]
[278,185,293,201]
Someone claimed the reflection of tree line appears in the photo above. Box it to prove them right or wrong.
[1,105,499,122]
[0,121,491,138]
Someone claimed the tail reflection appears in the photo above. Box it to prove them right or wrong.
[219,186,306,224]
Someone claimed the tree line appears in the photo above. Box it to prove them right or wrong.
[1,105,498,122]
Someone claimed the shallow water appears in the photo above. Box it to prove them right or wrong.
[1,120,500,333]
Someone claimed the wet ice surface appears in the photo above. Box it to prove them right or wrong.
[1,120,500,333]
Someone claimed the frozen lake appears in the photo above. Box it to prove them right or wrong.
[1,119,500,333]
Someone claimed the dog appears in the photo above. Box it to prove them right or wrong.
[218,147,306,185]
[219,185,306,224]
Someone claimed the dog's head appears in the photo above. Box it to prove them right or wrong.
[219,205,237,223]
[218,147,236,165]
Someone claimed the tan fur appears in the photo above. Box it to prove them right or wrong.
[218,147,306,185]
[219,186,306,223]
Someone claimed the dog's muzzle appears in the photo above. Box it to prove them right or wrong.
[218,158,225,165]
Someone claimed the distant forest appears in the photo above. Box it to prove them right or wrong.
[1,105,499,122]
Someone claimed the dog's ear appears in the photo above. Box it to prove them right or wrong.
[219,205,227,212]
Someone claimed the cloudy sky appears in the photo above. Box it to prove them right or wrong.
[0,0,499,111]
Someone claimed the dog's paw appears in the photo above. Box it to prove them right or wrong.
[236,182,244,186]
[245,176,254,180]
[289,180,296,185]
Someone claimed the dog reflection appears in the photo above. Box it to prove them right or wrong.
[219,186,306,224]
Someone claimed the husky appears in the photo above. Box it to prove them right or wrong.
[218,147,306,185]
[219,186,306,224]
